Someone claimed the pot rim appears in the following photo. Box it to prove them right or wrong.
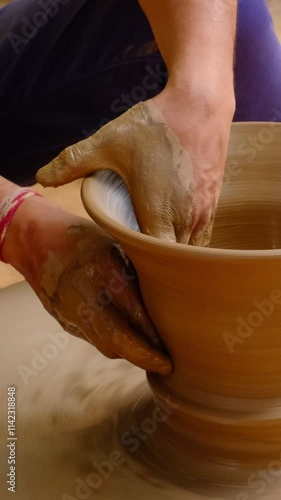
[82,121,281,261]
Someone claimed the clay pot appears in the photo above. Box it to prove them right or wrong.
[82,123,281,484]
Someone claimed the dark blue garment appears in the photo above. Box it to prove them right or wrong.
[234,0,281,121]
[0,0,280,184]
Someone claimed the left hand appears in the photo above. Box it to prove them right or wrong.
[3,196,172,375]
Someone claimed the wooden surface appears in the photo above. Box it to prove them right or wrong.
[0,0,281,288]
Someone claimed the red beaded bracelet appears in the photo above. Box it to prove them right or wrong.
[0,188,42,263]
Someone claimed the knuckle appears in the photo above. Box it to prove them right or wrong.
[57,144,79,170]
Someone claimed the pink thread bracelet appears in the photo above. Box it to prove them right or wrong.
[0,188,42,263]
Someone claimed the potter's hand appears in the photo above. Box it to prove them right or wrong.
[36,90,235,245]
[3,196,172,375]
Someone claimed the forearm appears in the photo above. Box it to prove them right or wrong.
[0,176,62,273]
[0,176,34,269]
[0,176,19,200]
[139,0,237,90]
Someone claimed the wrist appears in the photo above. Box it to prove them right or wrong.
[2,196,68,278]
[0,176,19,198]
[151,79,235,162]
[167,56,235,108]
[153,78,235,133]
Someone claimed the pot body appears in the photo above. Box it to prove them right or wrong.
[123,246,281,404]
[82,123,281,483]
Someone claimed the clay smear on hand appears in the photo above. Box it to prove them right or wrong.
[39,224,172,376]
[119,100,196,243]
[37,100,216,245]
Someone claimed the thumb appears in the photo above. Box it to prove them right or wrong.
[135,203,187,243]
[190,211,215,247]
[36,130,113,187]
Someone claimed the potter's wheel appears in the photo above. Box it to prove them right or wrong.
[0,282,281,500]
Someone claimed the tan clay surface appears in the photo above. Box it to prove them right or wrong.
[82,122,281,486]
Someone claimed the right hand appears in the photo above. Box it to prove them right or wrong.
[37,86,235,245]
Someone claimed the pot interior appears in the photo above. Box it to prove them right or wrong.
[82,123,281,252]
[211,158,281,250]
[87,164,281,251]
[210,197,281,250]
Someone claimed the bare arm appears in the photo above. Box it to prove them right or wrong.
[36,0,238,244]
[139,0,237,93]
[0,176,28,270]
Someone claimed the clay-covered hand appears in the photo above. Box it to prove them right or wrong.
[3,197,172,375]
[36,91,235,245]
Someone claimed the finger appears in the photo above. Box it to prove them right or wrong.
[135,199,191,243]
[190,210,216,247]
[53,279,120,359]
[174,222,192,245]
[57,277,171,372]
[36,130,111,187]
[93,304,172,376]
[113,285,165,351]
[56,307,120,360]
[139,216,177,242]
[100,247,166,351]
[82,324,120,360]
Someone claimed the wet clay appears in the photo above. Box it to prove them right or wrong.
[38,222,172,375]
[37,100,216,245]
[82,122,281,486]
